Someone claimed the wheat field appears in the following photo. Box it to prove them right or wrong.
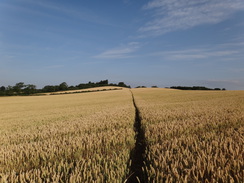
[0,88,243,182]
[0,88,135,182]
[132,88,244,182]
[45,86,123,95]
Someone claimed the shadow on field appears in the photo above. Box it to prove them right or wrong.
[124,91,148,183]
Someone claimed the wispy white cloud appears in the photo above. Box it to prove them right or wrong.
[153,44,242,61]
[32,1,111,26]
[123,0,132,5]
[94,42,141,59]
[140,0,244,36]
[1,0,113,27]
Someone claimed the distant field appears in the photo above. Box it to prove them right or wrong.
[45,86,123,95]
[0,88,243,182]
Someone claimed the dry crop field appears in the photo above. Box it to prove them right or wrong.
[0,87,243,183]
[0,88,135,182]
[132,88,244,182]
[45,86,123,95]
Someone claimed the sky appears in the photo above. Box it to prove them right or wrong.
[0,0,244,90]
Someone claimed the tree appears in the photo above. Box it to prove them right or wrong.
[118,82,126,87]
[0,86,6,96]
[5,85,14,95]
[23,84,36,94]
[59,82,68,91]
[97,80,108,85]
[42,85,56,92]
[0,86,5,91]
[136,86,146,88]
[13,82,25,94]
[68,85,78,90]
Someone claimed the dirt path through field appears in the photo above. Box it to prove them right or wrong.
[125,90,148,183]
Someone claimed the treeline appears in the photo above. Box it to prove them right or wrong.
[0,80,130,96]
[170,86,226,90]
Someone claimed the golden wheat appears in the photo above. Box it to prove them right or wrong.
[132,88,244,182]
[0,89,135,183]
[1,87,243,182]
[45,86,123,95]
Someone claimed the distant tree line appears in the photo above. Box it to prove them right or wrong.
[135,86,158,88]
[170,86,226,90]
[136,86,158,88]
[0,80,130,96]
[135,86,147,88]
[0,82,37,96]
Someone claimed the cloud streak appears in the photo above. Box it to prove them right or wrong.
[1,0,113,27]
[152,42,243,61]
[140,0,244,36]
[94,42,141,59]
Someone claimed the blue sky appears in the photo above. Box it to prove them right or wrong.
[0,0,244,89]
